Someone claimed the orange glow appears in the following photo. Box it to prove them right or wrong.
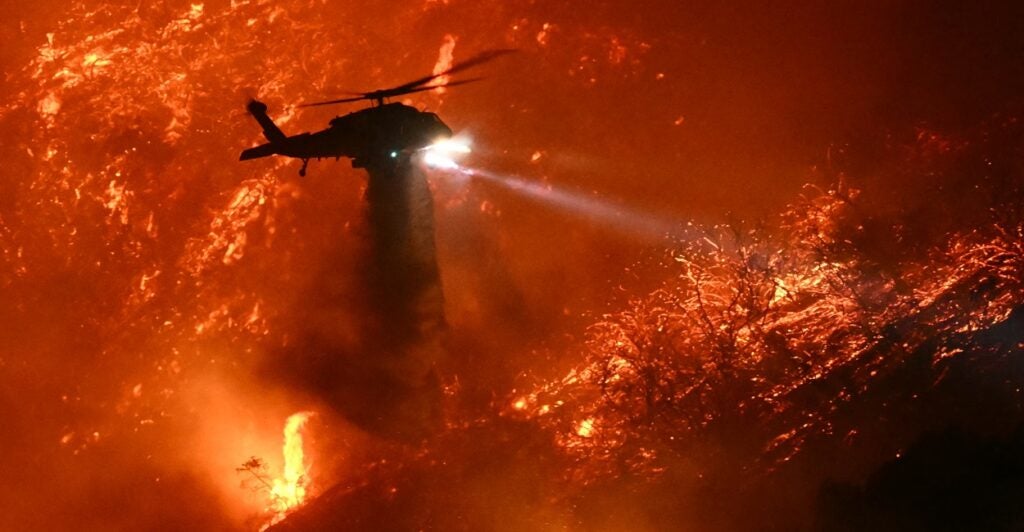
[3,1,1023,530]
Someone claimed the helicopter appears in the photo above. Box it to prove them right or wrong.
[239,49,513,176]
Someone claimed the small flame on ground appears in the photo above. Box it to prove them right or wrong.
[265,411,314,529]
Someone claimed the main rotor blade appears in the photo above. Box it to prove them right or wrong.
[387,48,516,94]
[298,49,512,109]
[391,77,484,97]
[298,95,368,108]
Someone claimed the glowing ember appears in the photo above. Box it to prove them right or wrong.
[575,417,595,438]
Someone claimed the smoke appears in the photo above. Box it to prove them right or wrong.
[267,158,447,440]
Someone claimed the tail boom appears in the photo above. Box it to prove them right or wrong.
[239,143,278,160]
[247,100,286,143]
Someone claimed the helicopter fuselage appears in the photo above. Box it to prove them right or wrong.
[239,101,453,171]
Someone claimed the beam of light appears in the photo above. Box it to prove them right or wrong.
[421,137,709,244]
[439,163,695,243]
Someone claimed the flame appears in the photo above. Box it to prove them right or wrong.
[266,411,315,526]
[576,417,595,438]
[431,34,457,93]
[512,181,1024,483]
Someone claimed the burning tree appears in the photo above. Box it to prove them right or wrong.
[273,169,1024,530]
[514,179,1024,491]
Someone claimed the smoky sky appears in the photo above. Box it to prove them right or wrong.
[5,1,1023,221]
[435,0,1024,217]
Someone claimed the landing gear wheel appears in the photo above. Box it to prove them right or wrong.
[299,158,309,177]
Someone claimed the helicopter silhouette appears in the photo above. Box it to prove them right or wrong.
[239,49,513,176]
